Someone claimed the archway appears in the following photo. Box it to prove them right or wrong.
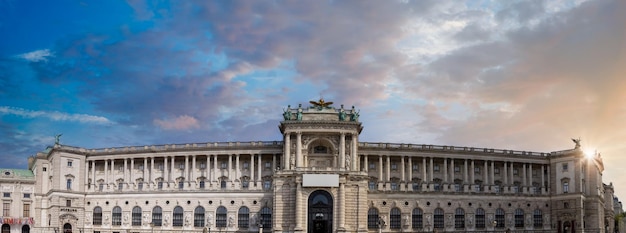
[63,223,72,233]
[308,190,333,233]
[1,224,10,233]
[22,225,30,233]
[563,221,571,233]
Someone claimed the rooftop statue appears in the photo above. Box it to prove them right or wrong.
[310,98,333,110]
[571,137,581,149]
[350,106,360,121]
[55,133,63,145]
[339,107,347,121]
[283,105,292,120]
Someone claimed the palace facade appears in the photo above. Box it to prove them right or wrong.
[0,101,616,233]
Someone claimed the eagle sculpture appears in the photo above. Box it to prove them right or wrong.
[309,98,333,108]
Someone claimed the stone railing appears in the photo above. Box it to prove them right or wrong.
[54,141,283,155]
[359,142,550,157]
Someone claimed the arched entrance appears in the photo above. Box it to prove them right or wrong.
[22,225,30,233]
[1,224,10,233]
[308,190,333,233]
[63,223,72,233]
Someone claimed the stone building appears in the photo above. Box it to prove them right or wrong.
[2,100,617,233]
[0,168,36,233]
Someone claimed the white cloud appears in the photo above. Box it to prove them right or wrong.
[17,49,54,62]
[154,115,200,130]
[0,106,112,124]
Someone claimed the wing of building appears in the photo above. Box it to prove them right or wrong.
[0,100,618,233]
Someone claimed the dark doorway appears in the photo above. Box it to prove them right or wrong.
[22,225,30,233]
[1,224,10,233]
[308,190,333,233]
[63,223,72,233]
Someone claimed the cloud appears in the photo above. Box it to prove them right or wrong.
[0,106,112,124]
[154,115,200,130]
[17,49,54,62]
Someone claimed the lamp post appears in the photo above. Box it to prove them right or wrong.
[492,220,498,232]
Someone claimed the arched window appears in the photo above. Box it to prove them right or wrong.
[93,207,103,225]
[173,206,184,227]
[390,208,401,229]
[132,206,142,226]
[22,225,30,233]
[260,207,272,229]
[515,208,524,228]
[412,208,423,229]
[367,208,379,229]
[220,180,227,189]
[194,206,205,227]
[216,206,227,227]
[475,208,485,229]
[1,224,9,233]
[434,208,444,229]
[152,206,162,226]
[533,209,543,228]
[238,207,250,228]
[112,206,122,225]
[63,223,71,233]
[455,208,465,229]
[495,208,505,228]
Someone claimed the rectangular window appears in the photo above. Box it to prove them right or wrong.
[562,163,568,171]
[138,164,144,171]
[494,186,500,193]
[433,164,440,172]
[3,192,10,198]
[66,179,72,190]
[221,162,227,169]
[494,168,500,174]
[563,182,569,193]
[412,164,419,171]
[158,181,163,190]
[23,203,30,217]
[158,164,164,171]
[2,203,9,216]
[179,163,185,169]
[178,182,184,190]
[23,193,30,198]
[43,167,47,172]
[369,181,376,190]
[99,183,104,191]
[369,163,376,170]
[67,160,73,167]
[513,169,519,175]
[66,200,71,207]
[474,167,481,173]
[390,182,398,190]
[200,162,206,169]
[454,166,460,173]
[454,184,461,192]
[138,183,143,191]
[243,162,249,170]
[118,183,124,191]
[391,163,398,171]
[265,162,271,169]
[242,180,249,189]
[263,181,271,190]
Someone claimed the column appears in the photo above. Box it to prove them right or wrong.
[150,157,154,186]
[272,154,277,170]
[91,161,96,188]
[184,156,189,181]
[503,161,508,185]
[464,159,468,184]
[164,157,169,183]
[547,165,550,192]
[295,182,303,231]
[470,160,475,184]
[339,183,346,229]
[171,157,175,182]
[364,155,369,172]
[250,155,255,182]
[191,155,197,182]
[85,160,90,189]
[296,132,302,167]
[257,155,262,182]
[529,164,533,188]
[386,156,391,182]
[123,159,128,183]
[378,155,383,180]
[129,159,134,184]
[340,133,346,169]
[104,160,109,185]
[483,160,488,184]
[429,157,434,183]
[110,159,115,183]
[284,133,291,170]
[450,159,455,182]
[236,154,240,180]
[541,165,545,192]
[490,161,495,185]
[443,159,448,183]
[228,155,233,182]
[206,156,210,181]
[143,157,148,180]
[408,158,413,181]
[401,156,406,182]
[522,163,527,186]
[510,162,514,185]
[213,155,218,182]
[351,134,358,171]
[422,157,427,182]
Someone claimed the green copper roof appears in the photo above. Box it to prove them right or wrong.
[0,168,35,178]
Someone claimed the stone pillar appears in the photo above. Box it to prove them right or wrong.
[236,154,240,181]
[429,157,433,183]
[164,156,169,183]
[272,154,276,171]
[184,156,189,181]
[250,155,255,182]
[296,132,302,167]
[171,157,175,182]
[228,155,233,182]
[206,155,210,181]
[191,155,197,182]
[547,165,550,192]
[422,157,427,182]
[386,155,391,182]
[257,155,262,182]
[351,134,358,171]
[464,159,468,184]
[529,164,533,189]
[111,159,115,183]
[510,162,514,185]
[470,160,475,184]
[490,161,495,185]
[284,133,291,170]
[339,183,346,229]
[104,160,108,186]
[213,155,218,183]
[450,159,455,182]
[443,158,448,183]
[523,163,527,186]
[379,155,383,181]
[150,157,154,186]
[123,159,128,183]
[408,158,413,182]
[401,156,406,182]
[340,133,346,169]
[91,161,96,189]
[541,165,545,193]
[364,155,369,172]
[295,182,303,231]
[503,161,508,185]
[143,157,148,181]
[130,159,134,184]
[483,160,488,185]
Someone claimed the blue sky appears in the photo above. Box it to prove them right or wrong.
[1,0,625,196]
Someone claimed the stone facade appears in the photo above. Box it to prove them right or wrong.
[0,100,617,233]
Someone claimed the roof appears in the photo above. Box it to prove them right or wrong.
[0,168,35,179]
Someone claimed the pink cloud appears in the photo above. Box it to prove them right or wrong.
[154,115,200,130]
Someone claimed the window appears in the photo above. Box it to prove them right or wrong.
[563,181,569,193]
[412,208,423,229]
[3,203,10,216]
[238,207,250,228]
[23,193,30,198]
[515,209,524,228]
[455,208,465,229]
[216,206,227,227]
[66,179,72,190]
[93,207,103,225]
[221,180,227,189]
[158,164,164,171]
[66,200,71,207]
[199,180,206,189]
[533,169,538,176]
[260,207,272,229]
[475,208,485,229]
[367,208,379,229]
[3,193,9,198]
[263,180,271,190]
[112,206,122,225]
[433,164,440,172]
[390,182,398,191]
[138,182,143,191]
[474,167,481,174]
[369,181,376,190]
[562,163,568,171]
[138,164,144,171]
[152,206,162,226]
[23,203,30,217]
[99,183,104,191]
[194,206,205,227]
[132,206,142,226]
[221,162,227,169]
[390,208,401,229]
[178,181,184,190]
[370,163,376,170]
[242,162,248,170]
[179,163,184,170]
[173,206,184,226]
[158,181,163,190]
[434,208,444,229]
[242,179,249,189]
[454,166,460,172]
[412,164,419,171]
[265,162,271,169]
[495,208,505,228]
[43,167,47,172]
[200,162,206,169]
[494,168,500,174]
[533,209,543,228]
[513,168,519,175]
[67,160,73,167]
[455,184,461,192]
[391,163,398,171]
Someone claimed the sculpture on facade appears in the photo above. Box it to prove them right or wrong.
[283,106,291,120]
[350,107,360,121]
[339,108,346,121]
[571,138,581,148]
[296,104,303,121]
[309,98,333,109]
[55,133,62,144]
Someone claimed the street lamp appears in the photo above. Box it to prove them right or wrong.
[492,220,498,231]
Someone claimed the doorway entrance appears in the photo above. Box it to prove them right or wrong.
[308,190,333,233]
[63,223,72,233]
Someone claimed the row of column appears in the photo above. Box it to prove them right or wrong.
[283,131,358,170]
[363,155,549,187]
[86,154,278,186]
